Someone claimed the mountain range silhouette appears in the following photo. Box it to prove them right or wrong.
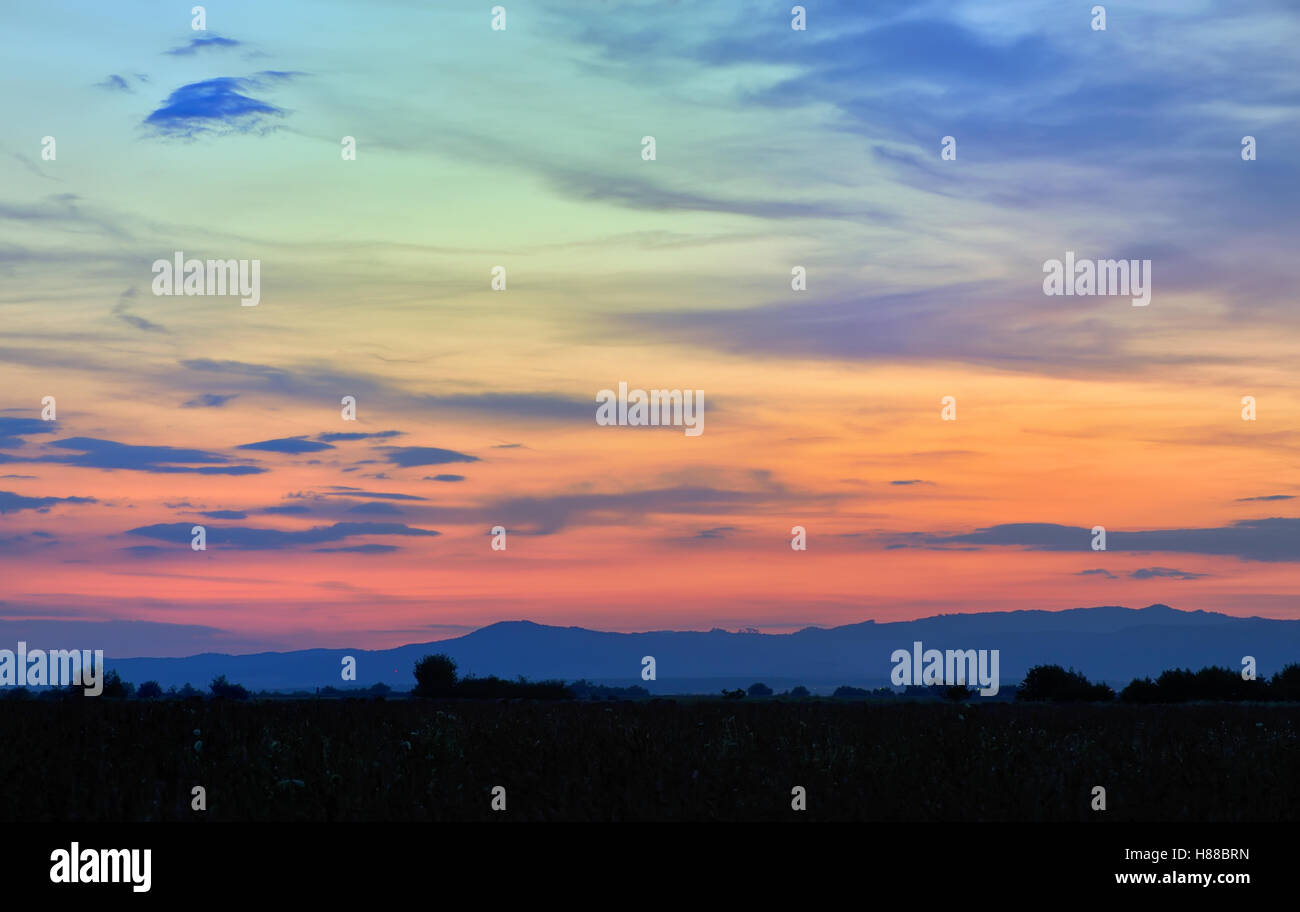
[101,603,1300,694]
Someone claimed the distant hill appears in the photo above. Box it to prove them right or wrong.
[100,604,1300,694]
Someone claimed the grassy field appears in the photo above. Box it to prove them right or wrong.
[2,699,1296,822]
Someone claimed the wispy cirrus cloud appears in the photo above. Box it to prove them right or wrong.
[317,431,402,442]
[182,394,238,409]
[164,34,241,56]
[316,488,427,502]
[1130,567,1208,581]
[313,544,400,554]
[95,74,131,92]
[177,359,591,422]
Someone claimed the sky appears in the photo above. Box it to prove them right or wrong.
[2,0,1299,656]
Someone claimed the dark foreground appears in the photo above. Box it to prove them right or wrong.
[2,700,1296,821]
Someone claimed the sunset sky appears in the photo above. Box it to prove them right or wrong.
[2,0,1298,656]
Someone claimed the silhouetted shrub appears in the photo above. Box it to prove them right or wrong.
[747,682,773,697]
[453,675,572,700]
[788,686,810,698]
[569,680,650,701]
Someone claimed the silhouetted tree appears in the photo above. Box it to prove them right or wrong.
[789,685,810,698]
[412,654,459,698]
[1016,665,1113,702]
[747,682,773,696]
[943,684,974,701]
[1191,666,1261,701]
[1121,665,1270,702]
[1270,663,1300,701]
[721,688,746,699]
[1120,676,1160,703]
[102,670,133,699]
[136,680,163,699]
[209,674,250,701]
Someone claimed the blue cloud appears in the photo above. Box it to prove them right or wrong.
[0,417,57,449]
[345,502,404,516]
[0,491,96,514]
[694,526,738,540]
[1131,567,1208,581]
[915,518,1300,562]
[96,74,131,91]
[143,75,292,138]
[312,544,400,554]
[113,302,166,333]
[182,394,238,408]
[380,446,479,468]
[320,487,428,501]
[165,35,241,56]
[127,521,440,550]
[317,431,403,442]
[35,437,265,475]
[237,436,335,454]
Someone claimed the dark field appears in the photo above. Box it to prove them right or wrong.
[3,700,1297,822]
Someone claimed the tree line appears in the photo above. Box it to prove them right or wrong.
[5,655,1299,703]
